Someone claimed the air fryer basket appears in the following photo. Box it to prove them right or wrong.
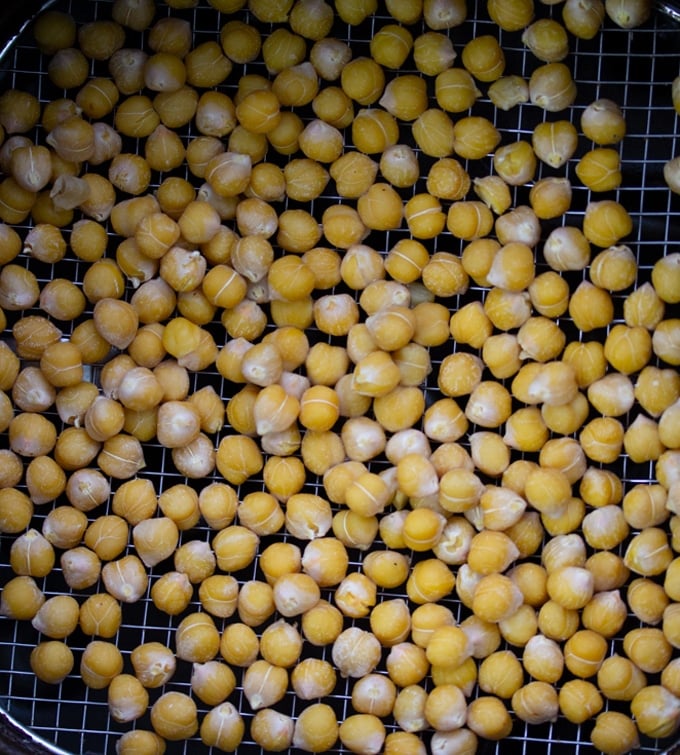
[0,0,679,753]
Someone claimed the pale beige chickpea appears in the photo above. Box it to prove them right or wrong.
[351,673,398,718]
[241,659,288,711]
[131,642,176,689]
[172,434,216,478]
[631,684,678,737]
[250,708,294,751]
[132,516,179,566]
[332,626,382,678]
[108,674,149,724]
[61,547,101,591]
[623,626,672,674]
[200,702,245,751]
[189,660,236,709]
[289,657,336,702]
[512,681,559,725]
[101,554,148,603]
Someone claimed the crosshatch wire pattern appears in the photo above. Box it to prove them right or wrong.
[0,0,678,753]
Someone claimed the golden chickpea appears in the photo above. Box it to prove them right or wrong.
[581,98,626,144]
[292,703,338,753]
[596,654,647,703]
[529,61,577,111]
[0,449,21,490]
[79,593,122,639]
[338,713,386,755]
[466,696,513,740]
[241,659,288,712]
[247,709,292,752]
[370,22,413,68]
[150,691,198,741]
[341,56,385,106]
[107,674,149,724]
[10,528,55,578]
[404,193,447,239]
[42,506,87,550]
[30,641,74,685]
[0,488,33,535]
[623,626,672,674]
[175,612,220,664]
[562,629,608,679]
[511,681,559,725]
[590,711,640,755]
[199,702,245,751]
[631,685,680,740]
[0,575,44,620]
[80,640,123,689]
[431,69,479,121]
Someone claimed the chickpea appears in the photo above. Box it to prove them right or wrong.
[466,696,513,740]
[10,528,55,578]
[0,575,44,620]
[79,593,122,639]
[174,612,220,664]
[632,686,680,741]
[150,692,198,741]
[108,674,149,724]
[30,641,74,685]
[275,703,332,755]
[80,640,123,689]
[101,554,148,603]
[590,711,640,755]
[0,489,33,534]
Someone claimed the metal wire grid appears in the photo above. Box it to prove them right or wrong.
[0,0,678,753]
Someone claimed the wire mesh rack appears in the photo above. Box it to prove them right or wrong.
[0,0,679,753]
